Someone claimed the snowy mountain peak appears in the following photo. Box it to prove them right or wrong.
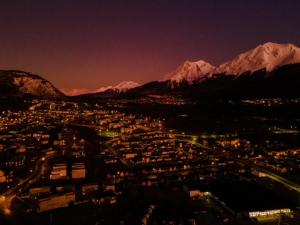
[214,42,300,75]
[168,60,215,84]
[112,81,140,92]
[61,81,140,96]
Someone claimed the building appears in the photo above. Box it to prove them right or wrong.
[38,192,75,212]
[72,163,86,179]
[29,186,51,195]
[82,184,98,196]
[50,163,68,180]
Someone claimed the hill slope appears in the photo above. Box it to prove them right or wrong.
[0,70,64,99]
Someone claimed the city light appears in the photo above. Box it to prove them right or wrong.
[249,208,292,218]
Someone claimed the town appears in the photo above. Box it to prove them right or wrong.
[0,99,299,225]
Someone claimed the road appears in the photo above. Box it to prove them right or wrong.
[263,171,300,193]
[0,151,56,215]
[238,159,300,194]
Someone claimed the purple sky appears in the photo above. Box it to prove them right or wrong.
[0,0,300,89]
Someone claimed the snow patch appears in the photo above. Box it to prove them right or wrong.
[214,42,300,76]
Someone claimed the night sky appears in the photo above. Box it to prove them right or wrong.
[0,0,300,89]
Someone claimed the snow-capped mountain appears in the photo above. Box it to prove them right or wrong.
[165,42,300,85]
[61,86,113,96]
[3,42,300,101]
[168,60,215,85]
[125,42,300,99]
[0,70,64,98]
[214,42,300,76]
[62,81,140,96]
[60,88,94,96]
[112,81,140,92]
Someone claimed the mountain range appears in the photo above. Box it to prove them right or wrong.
[1,42,300,101]
[80,42,300,100]
[61,81,140,96]
[168,42,300,84]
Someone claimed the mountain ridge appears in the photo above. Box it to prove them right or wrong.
[61,81,140,96]
[214,42,300,76]
[2,42,300,101]
[0,70,64,99]
[62,42,300,98]
[124,42,300,100]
